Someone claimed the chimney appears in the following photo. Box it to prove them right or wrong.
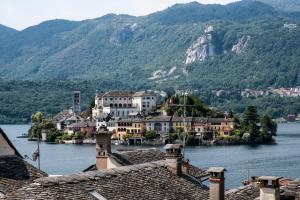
[208,167,226,200]
[182,158,190,175]
[258,176,281,200]
[164,144,182,176]
[95,125,112,170]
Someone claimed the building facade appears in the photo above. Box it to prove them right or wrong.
[92,91,157,118]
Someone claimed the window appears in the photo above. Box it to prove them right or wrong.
[147,97,150,99]
[110,98,113,100]
[105,98,107,100]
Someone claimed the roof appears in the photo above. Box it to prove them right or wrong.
[0,128,21,158]
[67,121,96,128]
[102,91,133,97]
[66,115,84,121]
[146,116,172,122]
[4,161,209,200]
[172,116,193,122]
[258,176,281,181]
[208,118,235,123]
[133,91,156,97]
[51,109,73,123]
[281,178,300,198]
[84,148,208,180]
[116,118,145,123]
[207,167,226,173]
[0,155,47,195]
[225,185,259,200]
[164,144,182,149]
[113,148,165,165]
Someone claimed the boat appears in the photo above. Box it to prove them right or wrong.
[16,133,28,138]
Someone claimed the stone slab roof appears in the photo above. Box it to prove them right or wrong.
[281,178,300,199]
[225,185,260,200]
[4,161,209,200]
[84,148,208,179]
[0,155,47,195]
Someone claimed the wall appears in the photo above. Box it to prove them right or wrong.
[0,133,15,156]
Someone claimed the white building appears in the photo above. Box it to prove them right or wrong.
[92,91,157,118]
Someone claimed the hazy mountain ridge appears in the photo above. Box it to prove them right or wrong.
[0,1,300,89]
[252,0,300,12]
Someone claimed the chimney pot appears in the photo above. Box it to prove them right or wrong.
[208,167,226,200]
[258,176,281,200]
[164,144,183,176]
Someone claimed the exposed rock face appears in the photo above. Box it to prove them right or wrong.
[232,35,251,54]
[110,23,141,45]
[185,26,217,65]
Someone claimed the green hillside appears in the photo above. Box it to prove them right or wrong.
[1,1,300,123]
[253,0,300,12]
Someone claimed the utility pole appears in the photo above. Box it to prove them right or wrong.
[182,92,187,158]
[37,132,40,170]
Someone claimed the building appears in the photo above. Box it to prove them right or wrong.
[0,128,47,197]
[132,91,157,114]
[207,118,235,138]
[146,116,172,138]
[3,126,300,200]
[171,116,193,132]
[66,121,96,137]
[73,91,81,114]
[115,118,146,140]
[92,91,157,118]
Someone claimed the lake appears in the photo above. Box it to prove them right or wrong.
[1,123,300,189]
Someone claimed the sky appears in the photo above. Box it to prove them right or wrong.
[0,0,240,30]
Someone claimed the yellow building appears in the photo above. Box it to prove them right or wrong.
[171,117,193,132]
[115,118,146,140]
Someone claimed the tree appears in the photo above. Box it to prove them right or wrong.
[145,130,156,140]
[122,134,133,141]
[242,106,260,142]
[46,128,62,143]
[260,114,277,142]
[31,112,43,124]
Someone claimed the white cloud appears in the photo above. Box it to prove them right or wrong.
[0,0,239,30]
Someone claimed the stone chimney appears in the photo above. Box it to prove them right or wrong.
[95,125,112,170]
[164,144,182,176]
[208,167,226,200]
[258,176,281,200]
[182,158,190,175]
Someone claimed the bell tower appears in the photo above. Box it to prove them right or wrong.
[95,125,112,170]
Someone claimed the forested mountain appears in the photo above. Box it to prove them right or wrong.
[0,25,17,40]
[253,0,300,12]
[1,0,300,123]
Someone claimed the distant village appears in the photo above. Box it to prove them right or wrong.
[241,87,300,98]
[49,91,236,145]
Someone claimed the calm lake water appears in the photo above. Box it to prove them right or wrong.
[1,123,300,189]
